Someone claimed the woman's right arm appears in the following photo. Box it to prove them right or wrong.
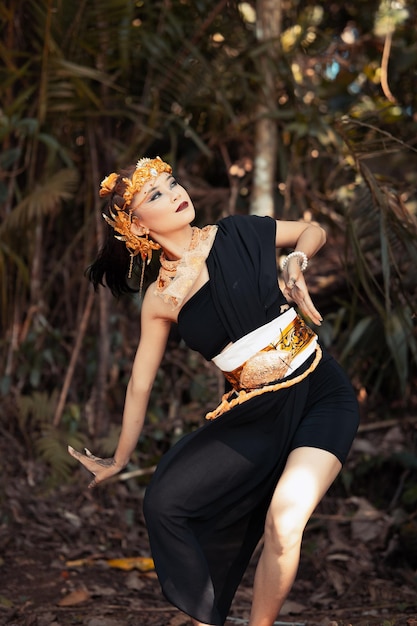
[68,288,171,488]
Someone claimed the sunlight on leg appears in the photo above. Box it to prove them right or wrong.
[248,447,342,626]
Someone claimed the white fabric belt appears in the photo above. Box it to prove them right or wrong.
[212,307,317,380]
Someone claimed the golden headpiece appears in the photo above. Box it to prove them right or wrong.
[99,157,172,276]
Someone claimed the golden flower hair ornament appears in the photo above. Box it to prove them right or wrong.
[100,157,172,276]
[102,207,161,264]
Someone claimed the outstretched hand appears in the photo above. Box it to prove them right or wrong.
[282,271,322,327]
[68,445,123,489]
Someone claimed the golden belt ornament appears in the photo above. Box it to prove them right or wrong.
[206,314,322,420]
[223,315,316,391]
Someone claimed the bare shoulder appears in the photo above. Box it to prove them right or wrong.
[141,281,177,325]
[131,283,173,384]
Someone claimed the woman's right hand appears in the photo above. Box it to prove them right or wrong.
[68,445,124,488]
[282,271,323,326]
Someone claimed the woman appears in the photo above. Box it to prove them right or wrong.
[69,157,359,626]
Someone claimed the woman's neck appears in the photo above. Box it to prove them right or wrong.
[153,224,196,261]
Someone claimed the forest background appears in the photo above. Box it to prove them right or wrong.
[1,1,417,624]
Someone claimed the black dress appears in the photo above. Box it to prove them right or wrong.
[143,215,359,625]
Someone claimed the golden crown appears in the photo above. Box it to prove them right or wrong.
[99,157,172,266]
[99,157,172,208]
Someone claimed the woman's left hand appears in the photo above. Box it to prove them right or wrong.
[68,445,123,489]
[283,272,323,326]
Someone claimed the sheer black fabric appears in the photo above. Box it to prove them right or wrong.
[144,215,359,625]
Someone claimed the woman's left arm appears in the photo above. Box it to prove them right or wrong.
[275,220,327,326]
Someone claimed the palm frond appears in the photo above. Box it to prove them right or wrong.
[1,169,79,233]
[14,390,85,484]
[36,424,85,485]
[332,116,417,396]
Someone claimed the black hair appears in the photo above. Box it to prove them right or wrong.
[86,225,138,297]
[86,165,151,298]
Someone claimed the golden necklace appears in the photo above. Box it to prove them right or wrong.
[155,225,218,308]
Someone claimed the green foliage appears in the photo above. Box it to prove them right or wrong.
[0,0,416,478]
[1,168,79,232]
[353,450,417,512]
[15,390,85,486]
[325,116,417,398]
[374,0,409,37]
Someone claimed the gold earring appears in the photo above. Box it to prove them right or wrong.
[128,253,134,279]
[139,257,146,298]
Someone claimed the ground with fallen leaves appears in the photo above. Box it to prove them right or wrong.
[1,415,417,626]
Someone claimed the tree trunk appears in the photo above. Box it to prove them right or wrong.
[251,0,282,216]
[86,126,111,437]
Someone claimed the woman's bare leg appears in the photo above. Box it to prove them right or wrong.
[248,447,342,626]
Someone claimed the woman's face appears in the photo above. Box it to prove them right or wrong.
[130,172,195,236]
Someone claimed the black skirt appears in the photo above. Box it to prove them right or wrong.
[143,351,359,625]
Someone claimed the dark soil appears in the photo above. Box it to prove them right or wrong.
[1,418,417,626]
